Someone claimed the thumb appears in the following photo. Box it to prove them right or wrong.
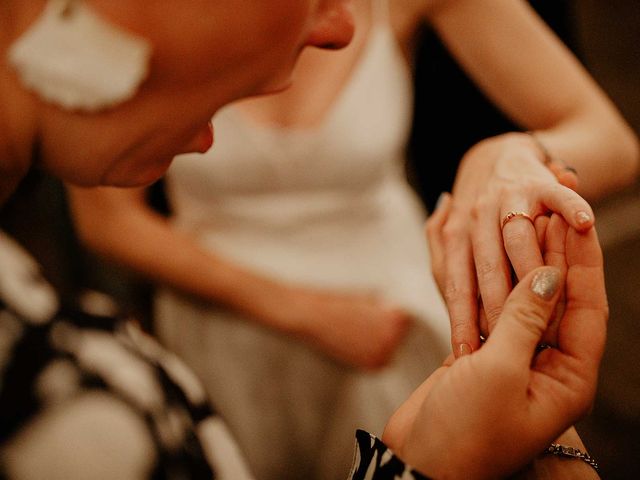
[485,266,563,367]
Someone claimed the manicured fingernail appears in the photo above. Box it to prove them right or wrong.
[564,166,578,175]
[576,211,592,226]
[458,343,472,357]
[531,268,560,300]
[435,192,449,210]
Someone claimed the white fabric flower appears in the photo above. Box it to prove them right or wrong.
[7,0,152,112]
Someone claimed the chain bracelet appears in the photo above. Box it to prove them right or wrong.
[544,443,599,473]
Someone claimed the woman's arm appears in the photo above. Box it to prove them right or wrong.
[514,427,600,480]
[67,185,291,324]
[382,210,607,479]
[66,185,411,369]
[425,0,638,198]
[415,0,638,355]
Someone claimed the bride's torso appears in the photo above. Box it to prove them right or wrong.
[165,0,419,203]
[230,0,425,129]
[161,0,448,329]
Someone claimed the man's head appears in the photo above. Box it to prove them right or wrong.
[0,0,354,190]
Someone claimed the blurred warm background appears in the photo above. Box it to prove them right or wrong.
[571,2,640,478]
[1,1,638,478]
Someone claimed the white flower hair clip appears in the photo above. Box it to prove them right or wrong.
[7,0,152,112]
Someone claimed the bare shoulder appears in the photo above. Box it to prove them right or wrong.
[389,0,431,43]
[417,0,471,22]
[390,0,431,20]
[389,0,463,37]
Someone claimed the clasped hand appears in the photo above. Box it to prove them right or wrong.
[429,133,594,356]
[383,214,607,479]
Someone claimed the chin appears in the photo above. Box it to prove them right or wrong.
[251,74,294,97]
[259,80,293,96]
[101,157,176,188]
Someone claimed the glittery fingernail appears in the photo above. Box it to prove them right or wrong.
[531,268,560,300]
[576,211,592,226]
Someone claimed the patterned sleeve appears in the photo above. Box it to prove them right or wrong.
[348,429,431,480]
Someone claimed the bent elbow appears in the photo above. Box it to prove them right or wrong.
[626,129,640,183]
[616,124,640,189]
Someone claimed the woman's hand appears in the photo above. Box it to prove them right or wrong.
[273,286,413,370]
[430,133,594,356]
[383,219,606,479]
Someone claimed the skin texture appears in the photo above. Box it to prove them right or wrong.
[66,0,638,371]
[384,210,607,479]
[419,0,637,357]
[0,1,616,478]
[0,0,358,477]
[0,0,356,192]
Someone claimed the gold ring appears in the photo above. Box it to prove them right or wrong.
[501,211,534,230]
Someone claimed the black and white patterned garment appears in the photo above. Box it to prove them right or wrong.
[0,231,253,479]
[349,430,431,480]
[0,231,427,480]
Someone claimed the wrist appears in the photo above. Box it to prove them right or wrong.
[461,132,552,170]
[522,428,599,479]
[524,131,553,166]
[499,131,555,168]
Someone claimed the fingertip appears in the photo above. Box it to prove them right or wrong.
[574,210,595,230]
[530,266,562,301]
[434,192,452,212]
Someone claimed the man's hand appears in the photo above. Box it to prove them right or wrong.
[384,221,606,479]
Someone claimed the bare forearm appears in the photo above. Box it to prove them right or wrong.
[66,186,296,332]
[530,122,639,201]
[426,0,639,200]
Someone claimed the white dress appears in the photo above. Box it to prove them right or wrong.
[156,2,450,478]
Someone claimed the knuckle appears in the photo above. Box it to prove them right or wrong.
[507,302,548,336]
[471,196,491,221]
[450,321,469,340]
[425,216,439,236]
[501,184,522,199]
[475,259,499,279]
[443,282,465,302]
[470,203,482,222]
[442,222,465,244]
[483,303,503,324]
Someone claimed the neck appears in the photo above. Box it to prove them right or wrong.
[0,115,31,207]
[0,76,34,207]
[0,4,39,206]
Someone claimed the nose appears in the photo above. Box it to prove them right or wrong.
[307,0,355,50]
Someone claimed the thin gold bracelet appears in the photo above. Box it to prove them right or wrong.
[525,131,578,175]
[544,443,599,473]
[525,131,553,165]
